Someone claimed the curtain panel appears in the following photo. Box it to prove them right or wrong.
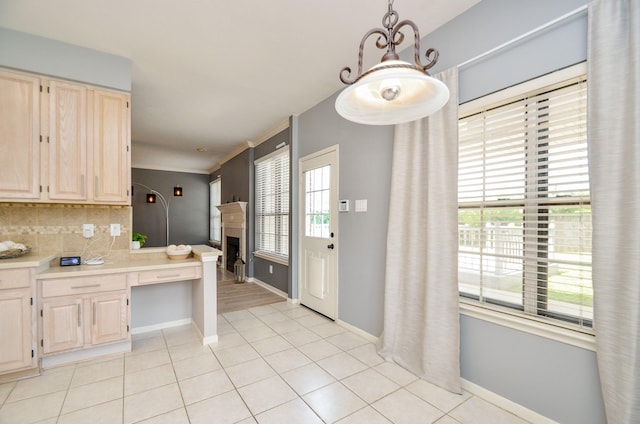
[378,67,461,394]
[588,0,640,422]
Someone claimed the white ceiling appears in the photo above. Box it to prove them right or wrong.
[0,0,479,173]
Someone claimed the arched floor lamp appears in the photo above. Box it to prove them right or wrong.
[132,182,182,246]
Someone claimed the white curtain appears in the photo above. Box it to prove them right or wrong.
[378,67,461,394]
[588,0,640,422]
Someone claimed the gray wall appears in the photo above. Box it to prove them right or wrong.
[220,149,251,204]
[130,282,192,328]
[0,27,131,91]
[296,0,604,422]
[297,99,393,336]
[132,168,210,247]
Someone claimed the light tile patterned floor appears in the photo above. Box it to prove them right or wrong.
[0,302,531,424]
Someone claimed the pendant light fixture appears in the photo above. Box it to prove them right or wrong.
[335,0,449,125]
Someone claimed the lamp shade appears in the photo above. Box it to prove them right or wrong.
[335,60,450,125]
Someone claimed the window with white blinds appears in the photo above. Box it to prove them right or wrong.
[458,65,592,330]
[255,147,289,258]
[210,178,221,242]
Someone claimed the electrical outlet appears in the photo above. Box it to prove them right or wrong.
[110,223,121,236]
[269,265,273,274]
[82,224,94,238]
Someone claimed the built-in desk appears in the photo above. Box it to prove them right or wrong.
[34,245,221,368]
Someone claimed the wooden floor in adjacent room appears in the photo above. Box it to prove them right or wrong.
[216,268,286,315]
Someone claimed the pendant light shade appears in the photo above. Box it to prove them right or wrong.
[146,193,156,203]
[336,0,448,125]
[335,60,449,125]
[173,185,183,197]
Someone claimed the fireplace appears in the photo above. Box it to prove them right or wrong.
[226,236,240,272]
[216,202,248,276]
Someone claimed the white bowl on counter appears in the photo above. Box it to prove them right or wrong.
[166,244,192,260]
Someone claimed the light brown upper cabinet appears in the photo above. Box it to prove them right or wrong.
[0,68,131,205]
[47,79,88,201]
[91,89,130,204]
[0,69,41,200]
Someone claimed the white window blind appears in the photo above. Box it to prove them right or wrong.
[210,179,221,242]
[458,68,592,330]
[255,147,289,257]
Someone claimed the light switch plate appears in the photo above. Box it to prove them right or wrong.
[355,199,368,212]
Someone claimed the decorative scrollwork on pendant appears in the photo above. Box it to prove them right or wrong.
[421,48,439,72]
[338,2,441,84]
[340,28,388,85]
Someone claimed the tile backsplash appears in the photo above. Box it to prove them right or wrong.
[0,203,132,259]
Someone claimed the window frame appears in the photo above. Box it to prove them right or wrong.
[209,178,221,244]
[254,146,290,263]
[458,62,594,346]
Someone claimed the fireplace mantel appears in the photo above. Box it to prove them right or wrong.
[216,201,247,216]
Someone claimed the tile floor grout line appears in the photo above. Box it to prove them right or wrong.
[250,305,382,424]
[54,361,77,422]
[165,327,189,424]
[0,299,533,424]
[209,321,262,423]
[247,306,329,423]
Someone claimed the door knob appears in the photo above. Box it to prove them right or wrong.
[327,243,335,250]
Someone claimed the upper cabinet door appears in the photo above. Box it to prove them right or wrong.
[0,69,40,200]
[48,80,88,201]
[91,89,130,204]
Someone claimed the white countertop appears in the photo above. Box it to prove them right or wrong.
[0,253,56,270]
[0,245,222,278]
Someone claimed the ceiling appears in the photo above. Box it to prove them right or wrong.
[0,0,479,173]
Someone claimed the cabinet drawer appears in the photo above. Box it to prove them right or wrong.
[41,273,127,298]
[0,268,31,290]
[136,266,201,285]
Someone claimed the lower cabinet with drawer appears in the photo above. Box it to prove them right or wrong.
[39,274,129,355]
[0,268,37,376]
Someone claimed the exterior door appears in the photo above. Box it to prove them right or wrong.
[299,145,338,319]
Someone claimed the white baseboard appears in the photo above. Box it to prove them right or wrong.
[320,317,556,424]
[133,319,219,346]
[41,341,131,369]
[131,318,192,335]
[189,320,219,345]
[336,319,378,344]
[461,379,558,424]
[201,334,219,345]
[245,277,288,299]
